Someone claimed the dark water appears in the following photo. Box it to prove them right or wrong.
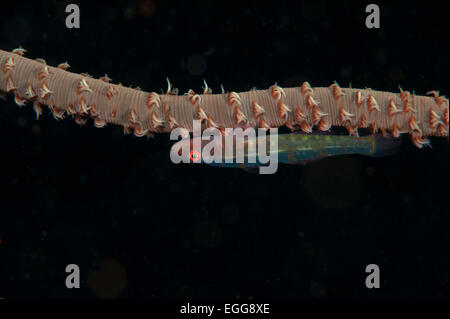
[0,0,447,299]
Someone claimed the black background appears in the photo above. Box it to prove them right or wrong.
[0,0,448,299]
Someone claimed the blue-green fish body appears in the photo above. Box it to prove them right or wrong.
[274,133,401,165]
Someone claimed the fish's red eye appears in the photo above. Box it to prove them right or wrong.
[189,150,200,162]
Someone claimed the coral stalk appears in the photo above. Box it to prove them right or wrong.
[0,48,448,148]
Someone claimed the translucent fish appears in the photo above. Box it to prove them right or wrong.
[170,132,402,170]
